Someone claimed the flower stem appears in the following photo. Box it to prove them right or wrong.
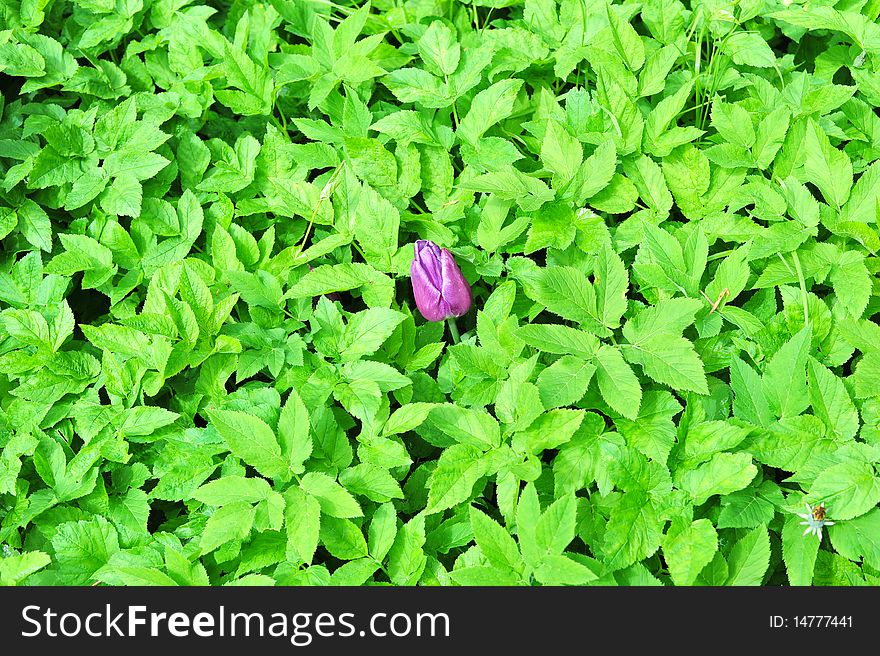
[447,317,460,344]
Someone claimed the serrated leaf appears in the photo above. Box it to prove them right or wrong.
[726,525,770,585]
[782,514,819,585]
[208,409,287,480]
[662,519,718,586]
[426,444,486,514]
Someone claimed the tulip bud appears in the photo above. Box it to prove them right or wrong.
[410,240,472,322]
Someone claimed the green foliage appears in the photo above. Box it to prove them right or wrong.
[1,0,879,587]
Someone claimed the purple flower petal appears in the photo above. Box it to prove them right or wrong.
[414,240,443,288]
[410,239,473,322]
[439,248,472,317]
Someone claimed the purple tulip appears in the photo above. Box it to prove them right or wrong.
[410,240,472,322]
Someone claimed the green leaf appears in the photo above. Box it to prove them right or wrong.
[207,409,287,480]
[679,420,750,468]
[622,335,708,394]
[354,184,399,270]
[2,308,50,349]
[762,326,810,419]
[529,265,605,334]
[278,389,312,474]
[769,8,880,56]
[595,240,629,329]
[368,502,398,562]
[101,173,143,217]
[0,207,16,240]
[516,324,599,359]
[96,566,178,587]
[802,119,852,208]
[841,160,880,224]
[425,404,501,450]
[726,525,770,585]
[622,298,707,394]
[383,68,450,108]
[533,555,598,585]
[216,41,273,115]
[534,493,577,557]
[321,517,368,560]
[535,355,596,409]
[853,351,880,399]
[602,493,661,571]
[285,487,321,564]
[345,138,397,188]
[288,263,389,299]
[718,486,777,530]
[606,4,645,71]
[574,143,619,204]
[418,21,460,76]
[830,251,872,319]
[192,476,272,506]
[300,472,363,518]
[731,356,773,426]
[387,515,427,585]
[539,119,582,182]
[469,506,524,575]
[426,444,487,514]
[339,308,406,361]
[227,270,282,310]
[17,200,52,251]
[662,519,718,586]
[782,514,819,585]
[334,377,382,422]
[710,100,755,149]
[513,409,584,454]
[51,517,119,585]
[594,344,642,420]
[458,79,523,147]
[807,461,880,521]
[0,551,51,586]
[808,357,859,440]
[828,509,880,570]
[200,502,256,555]
[662,146,710,218]
[461,167,554,211]
[679,452,758,505]
[120,406,179,436]
[339,463,404,502]
[720,32,776,68]
[616,391,682,464]
[450,565,521,586]
[0,41,46,76]
[382,402,438,436]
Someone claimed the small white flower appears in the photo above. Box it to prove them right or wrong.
[797,502,834,540]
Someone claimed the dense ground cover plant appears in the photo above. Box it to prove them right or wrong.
[1,0,879,587]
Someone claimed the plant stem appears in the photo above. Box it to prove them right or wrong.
[481,7,494,34]
[791,250,810,327]
[447,317,460,344]
[294,163,344,261]
[579,0,588,47]
[447,74,460,127]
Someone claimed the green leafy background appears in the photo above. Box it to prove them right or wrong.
[1,0,880,586]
